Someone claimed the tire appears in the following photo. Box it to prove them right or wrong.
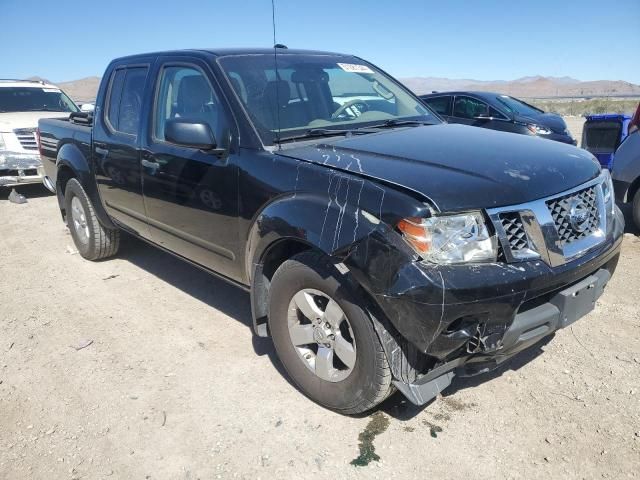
[268,251,393,414]
[64,178,120,261]
[633,188,640,231]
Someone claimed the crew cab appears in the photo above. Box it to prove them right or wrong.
[39,48,624,414]
[0,79,78,187]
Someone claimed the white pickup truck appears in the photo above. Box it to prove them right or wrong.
[0,79,78,187]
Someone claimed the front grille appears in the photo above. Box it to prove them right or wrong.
[500,212,529,251]
[13,128,38,151]
[546,186,599,246]
[0,168,38,177]
[488,174,608,267]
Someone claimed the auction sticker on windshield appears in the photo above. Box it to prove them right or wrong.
[337,63,374,74]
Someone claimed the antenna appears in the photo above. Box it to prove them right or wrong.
[271,0,282,148]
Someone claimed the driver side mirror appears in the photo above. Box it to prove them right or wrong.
[165,119,224,154]
[80,103,95,113]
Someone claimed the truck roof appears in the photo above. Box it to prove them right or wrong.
[111,47,354,63]
[0,79,61,89]
[420,91,511,100]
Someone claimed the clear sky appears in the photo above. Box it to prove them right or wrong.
[3,0,639,83]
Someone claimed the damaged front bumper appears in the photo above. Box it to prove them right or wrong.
[0,152,45,187]
[376,207,624,406]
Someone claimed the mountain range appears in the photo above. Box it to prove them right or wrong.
[401,75,640,98]
[29,74,640,102]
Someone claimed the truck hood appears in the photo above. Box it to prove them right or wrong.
[281,123,600,211]
[0,111,70,132]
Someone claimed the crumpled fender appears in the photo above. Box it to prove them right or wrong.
[245,161,429,280]
[245,158,431,344]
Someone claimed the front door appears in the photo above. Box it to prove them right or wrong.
[141,59,240,280]
[450,95,514,133]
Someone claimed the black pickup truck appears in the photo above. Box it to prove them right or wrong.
[39,48,624,414]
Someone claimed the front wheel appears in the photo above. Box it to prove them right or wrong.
[268,251,393,414]
[65,178,120,260]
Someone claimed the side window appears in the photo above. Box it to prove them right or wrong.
[106,69,125,130]
[489,106,508,120]
[424,96,451,115]
[105,66,148,135]
[154,66,224,143]
[453,96,489,119]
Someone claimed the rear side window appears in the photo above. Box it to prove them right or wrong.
[105,67,148,135]
[106,70,125,128]
[453,96,488,119]
[424,96,451,115]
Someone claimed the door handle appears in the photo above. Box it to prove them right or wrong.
[94,142,108,156]
[141,159,160,170]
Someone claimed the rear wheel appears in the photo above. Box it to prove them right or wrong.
[268,251,393,414]
[65,178,120,260]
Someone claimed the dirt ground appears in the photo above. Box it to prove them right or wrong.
[1,184,639,480]
[564,116,585,146]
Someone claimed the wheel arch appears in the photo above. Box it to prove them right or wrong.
[56,143,115,228]
[246,191,383,337]
[627,174,640,204]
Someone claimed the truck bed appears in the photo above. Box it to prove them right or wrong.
[39,116,92,188]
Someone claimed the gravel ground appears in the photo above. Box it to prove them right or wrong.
[1,185,639,480]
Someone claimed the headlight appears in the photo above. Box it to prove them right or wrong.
[398,212,497,264]
[601,169,615,215]
[526,124,552,135]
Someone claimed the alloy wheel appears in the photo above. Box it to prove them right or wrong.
[287,288,357,382]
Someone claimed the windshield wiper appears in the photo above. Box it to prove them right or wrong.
[275,127,379,143]
[27,108,64,112]
[374,119,436,129]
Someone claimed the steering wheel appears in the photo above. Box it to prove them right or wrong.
[331,99,368,119]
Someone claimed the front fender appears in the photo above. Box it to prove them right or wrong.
[245,166,430,340]
[246,170,427,280]
[57,142,115,229]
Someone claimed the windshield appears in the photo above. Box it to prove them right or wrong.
[218,54,440,144]
[0,87,79,113]
[495,95,542,117]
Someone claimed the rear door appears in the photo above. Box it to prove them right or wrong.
[422,95,452,121]
[140,57,241,279]
[93,64,150,237]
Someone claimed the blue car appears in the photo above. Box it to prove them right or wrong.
[581,114,632,169]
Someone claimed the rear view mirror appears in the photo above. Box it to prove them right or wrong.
[165,119,218,150]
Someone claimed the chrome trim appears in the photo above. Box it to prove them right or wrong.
[488,172,609,267]
[43,175,56,193]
